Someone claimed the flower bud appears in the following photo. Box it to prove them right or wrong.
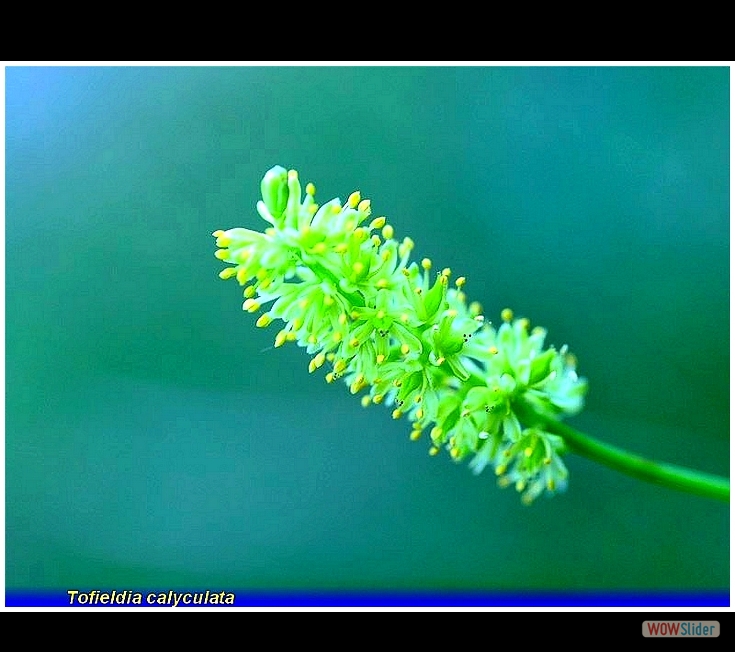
[260,165,289,221]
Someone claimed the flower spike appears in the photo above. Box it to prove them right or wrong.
[213,166,588,503]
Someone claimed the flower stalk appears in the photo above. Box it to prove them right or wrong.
[212,166,729,505]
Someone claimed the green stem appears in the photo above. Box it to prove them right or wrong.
[539,416,729,504]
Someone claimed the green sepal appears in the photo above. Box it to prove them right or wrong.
[422,274,447,322]
[528,348,557,386]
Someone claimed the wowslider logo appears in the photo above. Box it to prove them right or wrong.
[642,621,719,637]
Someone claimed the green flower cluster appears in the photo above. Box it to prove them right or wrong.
[213,166,588,503]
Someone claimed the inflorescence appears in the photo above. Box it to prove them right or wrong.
[213,166,588,503]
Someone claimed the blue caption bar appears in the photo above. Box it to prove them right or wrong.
[5,591,729,608]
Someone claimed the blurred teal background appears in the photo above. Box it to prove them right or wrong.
[5,66,729,598]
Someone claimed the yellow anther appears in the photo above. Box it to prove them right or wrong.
[501,308,514,322]
[323,295,334,306]
[237,269,251,286]
[312,242,327,254]
[455,276,466,288]
[312,353,326,369]
[489,346,499,355]
[376,310,386,320]
[286,332,297,342]
[400,314,410,324]
[376,354,386,365]
[381,250,391,262]
[298,299,308,310]
[335,243,348,254]
[414,287,422,295]
[495,464,507,476]
[219,268,237,280]
[400,237,414,252]
[358,198,371,213]
[326,353,335,361]
[447,309,458,318]
[255,314,272,328]
[371,235,381,247]
[288,169,298,182]
[393,378,402,387]
[372,394,384,405]
[441,267,451,277]
[265,227,276,236]
[392,408,403,420]
[242,299,260,313]
[350,338,360,348]
[410,430,422,441]
[430,426,443,441]
[348,191,361,208]
[305,182,316,195]
[518,318,530,331]
[414,394,422,403]
[421,258,432,270]
[429,446,440,456]
[381,224,394,239]
[415,408,424,420]
[307,335,317,345]
[212,230,225,238]
[376,278,389,289]
[307,204,318,216]
[524,447,534,458]
[214,249,229,260]
[259,278,271,290]
[292,317,303,330]
[274,331,287,348]
[325,372,335,384]
[450,448,461,460]
[344,219,356,233]
[330,203,342,215]
[400,343,410,355]
[547,479,556,491]
[333,359,347,374]
[353,227,369,242]
[515,480,526,492]
[435,357,446,366]
[361,396,372,408]
[332,331,343,343]
[370,216,386,230]
[256,268,268,281]
[338,313,347,325]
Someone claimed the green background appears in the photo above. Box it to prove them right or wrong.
[5,66,729,597]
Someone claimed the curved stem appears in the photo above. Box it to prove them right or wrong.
[539,417,729,504]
